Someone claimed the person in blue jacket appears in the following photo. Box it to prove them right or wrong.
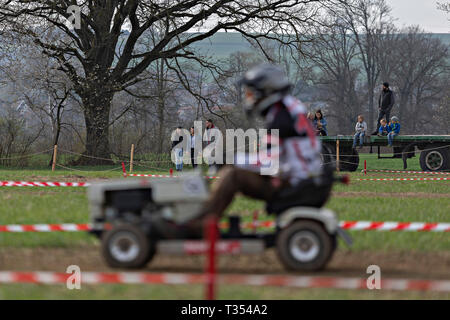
[314,109,328,136]
[378,119,389,136]
[387,116,401,147]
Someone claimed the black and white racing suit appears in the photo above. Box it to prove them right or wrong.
[200,95,333,218]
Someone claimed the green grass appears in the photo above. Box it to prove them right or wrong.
[0,283,448,300]
[0,153,448,299]
[0,153,449,250]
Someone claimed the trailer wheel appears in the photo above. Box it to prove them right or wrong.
[420,147,450,171]
[321,144,336,170]
[340,148,360,172]
[276,221,335,272]
[101,224,155,269]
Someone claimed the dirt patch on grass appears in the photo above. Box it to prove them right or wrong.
[332,192,450,199]
[1,246,449,280]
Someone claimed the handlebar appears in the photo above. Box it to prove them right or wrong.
[335,174,350,185]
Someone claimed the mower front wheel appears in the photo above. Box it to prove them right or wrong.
[101,224,155,269]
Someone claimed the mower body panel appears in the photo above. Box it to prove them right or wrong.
[87,172,209,226]
[277,207,339,233]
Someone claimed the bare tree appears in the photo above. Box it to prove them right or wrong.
[0,36,81,165]
[437,1,450,14]
[301,14,363,133]
[341,0,394,131]
[0,104,46,166]
[380,26,449,133]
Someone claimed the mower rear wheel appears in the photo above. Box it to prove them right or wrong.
[276,220,335,272]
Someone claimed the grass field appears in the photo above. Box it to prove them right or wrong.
[1,283,447,300]
[0,153,448,299]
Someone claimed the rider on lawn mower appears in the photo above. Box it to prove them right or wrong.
[180,64,334,236]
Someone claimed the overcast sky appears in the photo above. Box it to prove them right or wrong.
[389,0,449,33]
[189,0,449,34]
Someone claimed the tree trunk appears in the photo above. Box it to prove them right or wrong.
[49,104,63,167]
[368,86,375,133]
[157,99,165,154]
[156,59,166,154]
[75,91,114,165]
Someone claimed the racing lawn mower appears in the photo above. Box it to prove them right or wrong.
[87,170,352,272]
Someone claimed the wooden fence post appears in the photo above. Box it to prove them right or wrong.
[336,140,340,173]
[130,144,135,173]
[52,145,58,172]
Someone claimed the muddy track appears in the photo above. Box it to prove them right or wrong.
[1,247,449,280]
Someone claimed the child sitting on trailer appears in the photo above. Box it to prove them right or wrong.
[353,115,367,149]
[387,116,401,147]
[378,119,389,136]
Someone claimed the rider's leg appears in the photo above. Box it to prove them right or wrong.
[202,166,277,218]
[184,166,280,233]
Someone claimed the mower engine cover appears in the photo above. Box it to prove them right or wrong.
[87,172,209,225]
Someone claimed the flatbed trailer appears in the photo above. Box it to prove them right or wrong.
[320,135,450,172]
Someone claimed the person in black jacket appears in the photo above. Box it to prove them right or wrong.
[189,126,198,168]
[372,82,395,135]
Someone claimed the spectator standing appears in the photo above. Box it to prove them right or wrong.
[314,109,328,136]
[204,119,220,168]
[373,82,395,135]
[204,119,216,144]
[190,126,198,168]
[353,115,367,149]
[172,126,184,171]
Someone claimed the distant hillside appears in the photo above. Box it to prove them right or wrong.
[190,32,253,59]
[189,32,450,59]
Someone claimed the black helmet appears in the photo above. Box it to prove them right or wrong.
[240,64,292,116]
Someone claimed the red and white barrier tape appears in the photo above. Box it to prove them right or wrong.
[224,220,450,232]
[364,169,450,175]
[5,177,446,186]
[339,221,450,232]
[129,174,175,178]
[0,271,448,292]
[128,174,219,179]
[0,224,93,232]
[357,177,449,181]
[1,221,448,233]
[0,181,89,187]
